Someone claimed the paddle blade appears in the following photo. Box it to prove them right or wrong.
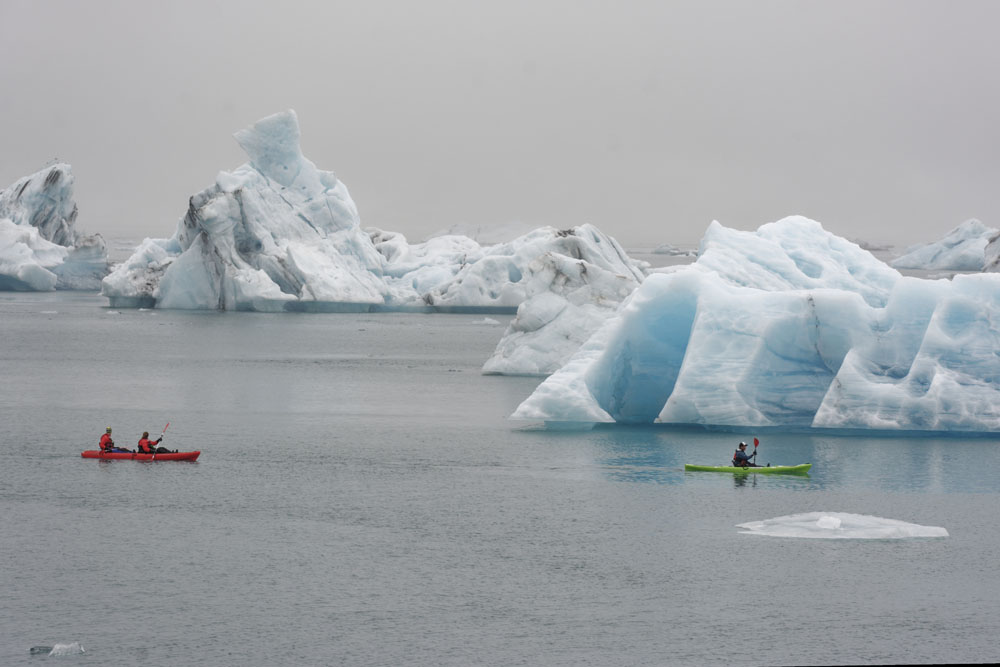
[753,437,759,447]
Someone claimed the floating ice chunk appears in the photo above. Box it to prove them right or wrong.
[737,512,948,539]
[49,641,86,655]
[30,641,86,655]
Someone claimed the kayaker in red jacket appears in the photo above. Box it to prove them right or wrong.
[99,427,115,451]
[137,431,175,454]
[99,427,132,453]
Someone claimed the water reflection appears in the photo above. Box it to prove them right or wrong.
[586,425,683,484]
[562,424,1000,493]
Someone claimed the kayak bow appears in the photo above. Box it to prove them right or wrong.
[684,463,811,475]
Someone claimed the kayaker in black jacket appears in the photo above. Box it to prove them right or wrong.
[732,442,758,467]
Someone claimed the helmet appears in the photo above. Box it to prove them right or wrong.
[106,427,112,433]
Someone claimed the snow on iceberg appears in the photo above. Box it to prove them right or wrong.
[737,512,948,539]
[512,216,1000,433]
[0,164,108,290]
[891,219,998,271]
[103,110,645,314]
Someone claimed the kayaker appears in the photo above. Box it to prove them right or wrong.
[732,442,758,467]
[99,427,115,452]
[137,431,163,453]
[99,427,132,453]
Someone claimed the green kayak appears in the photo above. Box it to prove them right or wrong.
[684,463,812,475]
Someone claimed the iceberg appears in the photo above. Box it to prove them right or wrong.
[512,216,1000,433]
[426,220,542,245]
[0,164,108,290]
[0,219,66,291]
[481,226,648,375]
[984,232,1000,273]
[737,512,948,539]
[651,242,696,257]
[891,219,998,271]
[103,110,644,314]
[103,110,389,311]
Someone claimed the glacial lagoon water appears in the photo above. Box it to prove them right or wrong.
[2,291,1000,666]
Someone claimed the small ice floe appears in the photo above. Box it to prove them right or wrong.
[737,512,948,539]
[39,310,58,314]
[476,317,500,325]
[29,641,85,655]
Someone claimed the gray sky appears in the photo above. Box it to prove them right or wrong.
[2,0,998,249]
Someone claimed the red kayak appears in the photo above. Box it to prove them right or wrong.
[81,450,200,461]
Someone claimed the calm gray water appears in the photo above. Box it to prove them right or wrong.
[2,292,999,666]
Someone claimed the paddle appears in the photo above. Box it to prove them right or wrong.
[153,422,170,458]
[752,437,759,466]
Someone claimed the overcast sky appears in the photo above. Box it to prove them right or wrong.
[2,0,997,248]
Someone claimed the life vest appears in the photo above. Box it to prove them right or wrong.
[99,433,114,450]
[137,438,156,453]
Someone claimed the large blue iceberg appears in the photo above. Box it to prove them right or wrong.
[512,216,1000,433]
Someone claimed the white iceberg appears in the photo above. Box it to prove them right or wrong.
[0,219,66,291]
[0,164,108,290]
[892,219,998,271]
[103,110,388,311]
[103,110,644,314]
[651,242,697,257]
[737,512,948,539]
[512,216,1000,433]
[481,226,647,375]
